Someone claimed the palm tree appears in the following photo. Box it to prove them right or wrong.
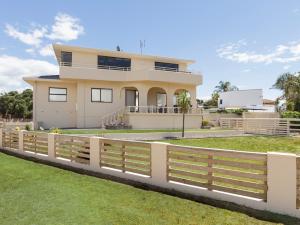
[177,91,191,137]
[215,81,239,93]
[273,72,300,111]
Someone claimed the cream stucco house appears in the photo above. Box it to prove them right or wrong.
[24,44,203,129]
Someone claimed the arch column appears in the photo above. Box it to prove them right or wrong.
[167,88,176,107]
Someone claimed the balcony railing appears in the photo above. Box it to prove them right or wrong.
[154,66,192,74]
[97,64,131,71]
[125,106,203,114]
[59,62,197,74]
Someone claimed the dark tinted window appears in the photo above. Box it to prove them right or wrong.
[98,56,131,70]
[155,62,179,71]
[61,51,72,66]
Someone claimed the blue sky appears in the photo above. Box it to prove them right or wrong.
[1,0,300,100]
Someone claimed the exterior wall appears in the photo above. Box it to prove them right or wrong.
[203,113,242,126]
[218,89,263,109]
[33,80,198,129]
[127,114,202,129]
[59,50,202,86]
[34,81,77,129]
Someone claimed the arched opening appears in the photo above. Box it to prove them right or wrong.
[173,89,191,107]
[147,87,167,107]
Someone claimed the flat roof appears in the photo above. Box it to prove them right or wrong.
[53,44,196,65]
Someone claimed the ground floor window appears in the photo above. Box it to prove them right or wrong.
[49,87,67,102]
[91,88,113,103]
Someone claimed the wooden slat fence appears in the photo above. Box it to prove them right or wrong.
[167,145,268,200]
[55,135,90,165]
[220,118,300,135]
[23,132,48,154]
[2,130,19,149]
[100,139,151,176]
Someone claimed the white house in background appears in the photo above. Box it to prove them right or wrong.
[218,89,263,110]
[262,99,276,112]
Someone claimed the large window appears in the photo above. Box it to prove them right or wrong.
[98,56,131,70]
[49,87,67,102]
[91,88,113,103]
[61,51,72,66]
[155,62,179,72]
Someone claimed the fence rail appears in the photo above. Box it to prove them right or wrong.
[167,145,267,200]
[2,130,19,149]
[23,132,48,154]
[55,135,90,165]
[220,118,300,135]
[100,139,151,176]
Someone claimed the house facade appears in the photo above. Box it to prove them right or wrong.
[24,44,203,129]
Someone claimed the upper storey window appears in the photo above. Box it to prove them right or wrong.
[98,56,131,71]
[155,62,179,72]
[61,51,72,66]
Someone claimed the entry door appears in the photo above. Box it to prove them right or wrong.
[125,90,137,106]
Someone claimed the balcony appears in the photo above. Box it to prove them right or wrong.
[59,62,202,85]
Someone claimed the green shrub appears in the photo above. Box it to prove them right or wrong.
[202,120,209,126]
[50,127,62,134]
[25,124,31,131]
[281,111,300,119]
[216,108,247,115]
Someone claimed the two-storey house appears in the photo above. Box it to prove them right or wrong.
[24,44,203,129]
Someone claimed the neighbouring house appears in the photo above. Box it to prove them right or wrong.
[262,99,276,112]
[218,89,263,110]
[24,44,203,129]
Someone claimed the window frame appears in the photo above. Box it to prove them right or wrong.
[48,87,67,102]
[61,51,72,66]
[97,55,131,70]
[154,61,179,72]
[91,88,113,103]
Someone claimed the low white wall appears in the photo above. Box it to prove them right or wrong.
[126,114,202,129]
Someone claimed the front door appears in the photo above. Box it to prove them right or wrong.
[125,90,138,106]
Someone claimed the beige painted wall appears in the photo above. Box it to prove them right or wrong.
[32,79,198,129]
[34,81,77,129]
[127,114,202,129]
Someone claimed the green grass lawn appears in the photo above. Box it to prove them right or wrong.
[53,128,229,135]
[161,136,300,154]
[0,152,286,225]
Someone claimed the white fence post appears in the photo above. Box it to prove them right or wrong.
[18,130,25,151]
[267,152,297,215]
[150,142,169,187]
[48,133,56,159]
[90,137,100,170]
[0,128,2,148]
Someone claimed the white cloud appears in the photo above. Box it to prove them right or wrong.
[0,55,58,92]
[283,65,291,70]
[5,24,47,47]
[47,13,84,41]
[4,13,84,57]
[217,40,300,64]
[39,44,55,57]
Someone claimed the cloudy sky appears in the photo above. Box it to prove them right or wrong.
[1,0,300,100]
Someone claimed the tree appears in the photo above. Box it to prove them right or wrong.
[0,89,33,119]
[177,90,191,137]
[215,81,239,93]
[273,72,300,111]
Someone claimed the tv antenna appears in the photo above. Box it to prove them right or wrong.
[140,40,145,55]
